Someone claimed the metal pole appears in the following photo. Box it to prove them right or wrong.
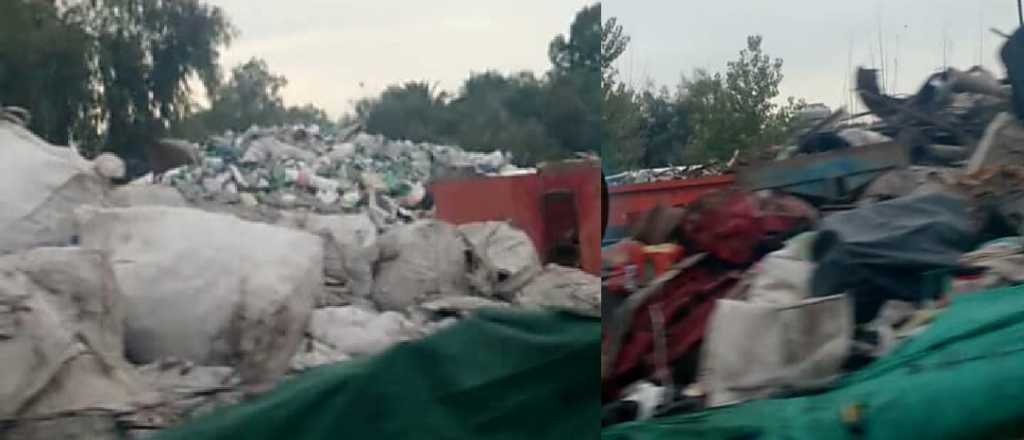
[1019,0,1023,26]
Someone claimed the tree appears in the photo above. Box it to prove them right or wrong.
[546,3,602,152]
[602,82,644,172]
[356,81,451,143]
[447,71,558,163]
[282,104,334,129]
[601,16,629,85]
[549,3,602,75]
[600,8,643,172]
[351,4,609,162]
[0,0,95,146]
[67,0,234,170]
[684,35,803,161]
[207,58,288,131]
[638,86,689,167]
[175,58,337,138]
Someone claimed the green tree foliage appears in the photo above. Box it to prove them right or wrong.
[684,36,803,161]
[282,104,333,128]
[68,0,234,169]
[353,3,605,165]
[447,72,558,164]
[639,87,689,166]
[1,0,237,175]
[601,16,628,83]
[0,0,94,146]
[356,81,451,144]
[546,3,601,152]
[601,30,805,171]
[599,9,644,173]
[176,58,337,138]
[601,83,644,171]
[207,58,288,132]
[549,3,601,74]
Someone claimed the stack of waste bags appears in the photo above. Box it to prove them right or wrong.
[0,106,600,439]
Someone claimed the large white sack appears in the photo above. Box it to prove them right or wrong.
[0,121,108,253]
[515,264,600,316]
[75,206,322,383]
[0,250,147,419]
[109,184,188,208]
[302,213,379,297]
[745,232,818,305]
[459,221,542,298]
[306,306,419,357]
[372,220,490,310]
[0,248,127,362]
[700,295,853,407]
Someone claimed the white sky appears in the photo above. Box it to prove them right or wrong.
[206,0,589,118]
[605,0,1020,112]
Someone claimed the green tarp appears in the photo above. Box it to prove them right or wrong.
[603,285,1024,440]
[155,309,600,440]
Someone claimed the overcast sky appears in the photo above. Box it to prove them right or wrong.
[605,0,1020,112]
[206,0,587,117]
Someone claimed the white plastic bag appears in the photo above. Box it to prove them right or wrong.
[700,295,853,407]
[745,232,818,305]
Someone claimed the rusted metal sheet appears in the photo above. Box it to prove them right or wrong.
[736,142,910,203]
[430,160,600,274]
[606,175,736,231]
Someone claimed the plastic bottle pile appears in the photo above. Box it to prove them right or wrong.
[154,125,523,218]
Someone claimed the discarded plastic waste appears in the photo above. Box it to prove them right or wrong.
[161,125,522,216]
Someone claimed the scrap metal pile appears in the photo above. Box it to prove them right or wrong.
[601,28,1024,437]
[0,111,597,439]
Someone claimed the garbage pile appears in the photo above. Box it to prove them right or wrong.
[0,110,597,439]
[605,157,735,186]
[610,28,1020,189]
[145,125,523,227]
[601,28,1024,437]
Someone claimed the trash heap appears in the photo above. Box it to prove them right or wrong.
[601,28,1024,438]
[0,110,597,440]
[605,155,736,186]
[149,125,523,226]
[609,30,1019,188]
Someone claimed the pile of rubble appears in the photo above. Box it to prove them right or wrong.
[0,111,597,439]
[600,29,1024,437]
